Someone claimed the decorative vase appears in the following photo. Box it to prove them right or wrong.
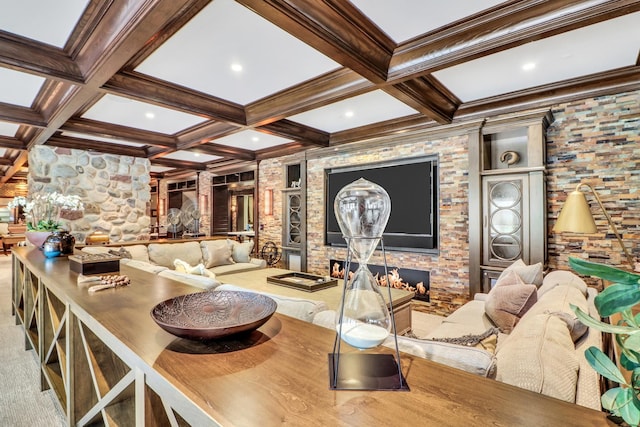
[334,178,392,349]
[55,230,76,255]
[24,231,52,249]
[42,235,61,258]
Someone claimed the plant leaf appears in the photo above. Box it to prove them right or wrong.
[602,387,624,413]
[572,305,639,334]
[584,346,628,385]
[569,257,640,286]
[621,351,640,371]
[595,285,640,317]
[617,388,640,427]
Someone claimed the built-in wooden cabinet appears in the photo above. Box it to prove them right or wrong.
[281,162,306,271]
[469,109,553,295]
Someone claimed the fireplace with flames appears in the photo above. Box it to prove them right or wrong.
[329,259,430,302]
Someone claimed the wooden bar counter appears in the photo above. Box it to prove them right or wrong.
[11,247,612,426]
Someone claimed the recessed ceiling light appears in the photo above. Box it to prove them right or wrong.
[251,136,259,142]
[145,112,155,119]
[344,110,354,118]
[522,62,536,71]
[193,152,200,157]
[231,63,243,72]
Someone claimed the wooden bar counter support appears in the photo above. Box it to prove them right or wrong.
[11,247,612,426]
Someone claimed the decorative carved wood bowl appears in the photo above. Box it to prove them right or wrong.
[151,291,277,340]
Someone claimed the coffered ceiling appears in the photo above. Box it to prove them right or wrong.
[0,0,638,183]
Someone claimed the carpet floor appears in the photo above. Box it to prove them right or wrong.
[0,254,66,427]
[0,251,445,425]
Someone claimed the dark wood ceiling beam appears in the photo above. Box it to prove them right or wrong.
[150,157,207,170]
[46,135,147,158]
[0,31,84,83]
[0,136,26,150]
[237,0,394,83]
[258,119,329,147]
[456,66,640,119]
[61,118,176,148]
[246,68,373,126]
[0,151,28,184]
[329,114,435,147]
[103,72,247,124]
[189,143,255,161]
[176,121,241,148]
[0,158,15,166]
[384,75,460,124]
[25,0,198,149]
[389,0,640,81]
[0,102,46,127]
[255,141,308,160]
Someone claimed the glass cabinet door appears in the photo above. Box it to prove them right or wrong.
[285,192,302,247]
[482,174,530,267]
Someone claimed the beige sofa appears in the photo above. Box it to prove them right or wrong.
[81,239,266,289]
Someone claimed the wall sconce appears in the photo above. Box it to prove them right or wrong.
[159,199,166,216]
[554,182,634,267]
[264,189,273,216]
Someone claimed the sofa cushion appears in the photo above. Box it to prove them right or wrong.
[496,313,580,404]
[227,239,254,263]
[120,258,168,274]
[0,223,9,236]
[215,284,328,322]
[148,242,202,269]
[124,244,150,263]
[387,336,497,378]
[521,284,589,342]
[158,269,220,290]
[201,240,234,268]
[485,284,537,333]
[497,259,543,286]
[538,270,588,298]
[441,300,496,330]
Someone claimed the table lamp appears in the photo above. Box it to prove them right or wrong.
[553,182,634,267]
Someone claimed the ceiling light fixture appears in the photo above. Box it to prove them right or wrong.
[231,63,243,72]
[344,111,354,118]
[251,136,259,142]
[145,112,155,119]
[522,62,536,71]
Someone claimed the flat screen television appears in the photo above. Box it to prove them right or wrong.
[325,156,438,253]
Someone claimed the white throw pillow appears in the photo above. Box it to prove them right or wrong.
[200,240,234,268]
[227,239,254,263]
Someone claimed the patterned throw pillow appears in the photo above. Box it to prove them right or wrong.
[485,283,538,333]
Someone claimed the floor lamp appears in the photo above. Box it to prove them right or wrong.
[553,182,634,267]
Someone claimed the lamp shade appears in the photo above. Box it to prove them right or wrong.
[553,190,597,233]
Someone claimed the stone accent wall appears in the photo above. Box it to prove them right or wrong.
[259,136,472,316]
[547,90,640,272]
[29,145,151,243]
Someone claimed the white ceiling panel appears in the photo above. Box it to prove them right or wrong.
[433,12,640,102]
[289,90,418,133]
[150,165,175,173]
[0,121,20,137]
[162,151,222,163]
[350,0,504,43]
[82,94,207,135]
[135,0,339,104]
[0,0,88,48]
[213,130,292,150]
[0,68,45,107]
[61,132,147,147]
[0,148,6,156]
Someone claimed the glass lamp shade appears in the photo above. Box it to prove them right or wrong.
[334,178,392,350]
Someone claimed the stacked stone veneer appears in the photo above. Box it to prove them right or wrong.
[259,134,472,316]
[547,90,640,273]
[260,89,640,315]
[29,145,151,243]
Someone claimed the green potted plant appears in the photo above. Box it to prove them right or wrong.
[570,257,640,426]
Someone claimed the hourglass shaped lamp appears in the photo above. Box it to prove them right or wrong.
[330,178,408,391]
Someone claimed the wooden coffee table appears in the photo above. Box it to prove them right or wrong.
[1,234,25,255]
[220,267,415,334]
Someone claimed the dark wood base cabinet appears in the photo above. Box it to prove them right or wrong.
[12,247,609,426]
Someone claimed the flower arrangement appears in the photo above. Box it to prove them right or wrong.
[8,192,84,231]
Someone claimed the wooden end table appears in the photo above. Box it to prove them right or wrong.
[1,234,25,255]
